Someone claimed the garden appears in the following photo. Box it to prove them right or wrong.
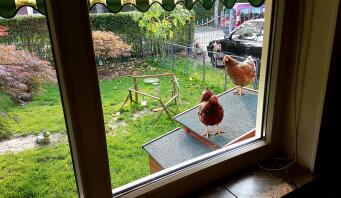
[0,5,242,197]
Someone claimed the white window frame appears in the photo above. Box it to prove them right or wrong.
[43,0,339,197]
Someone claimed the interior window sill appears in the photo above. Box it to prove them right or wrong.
[183,162,315,197]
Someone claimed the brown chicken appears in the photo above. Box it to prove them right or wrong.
[223,55,256,95]
[198,88,224,138]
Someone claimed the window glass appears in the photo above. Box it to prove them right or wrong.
[240,8,250,23]
[0,7,77,197]
[252,7,262,18]
[232,21,263,40]
[72,0,270,192]
[1,0,277,195]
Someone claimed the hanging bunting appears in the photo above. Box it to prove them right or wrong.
[0,0,265,19]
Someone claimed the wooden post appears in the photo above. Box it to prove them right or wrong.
[224,69,228,91]
[202,53,206,83]
[133,77,138,102]
[172,75,177,105]
[160,100,175,124]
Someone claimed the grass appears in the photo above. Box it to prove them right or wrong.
[151,55,229,91]
[0,92,16,139]
[0,143,77,197]
[0,59,236,197]
[5,84,66,135]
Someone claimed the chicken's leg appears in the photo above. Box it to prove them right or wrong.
[239,86,244,95]
[214,124,224,135]
[202,126,211,138]
[233,86,244,96]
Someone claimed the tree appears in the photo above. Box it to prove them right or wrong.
[133,4,193,42]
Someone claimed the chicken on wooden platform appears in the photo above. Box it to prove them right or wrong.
[198,88,224,138]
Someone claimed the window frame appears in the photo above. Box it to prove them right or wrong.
[42,0,338,197]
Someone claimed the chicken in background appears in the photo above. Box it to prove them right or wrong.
[198,87,224,138]
[223,55,256,95]
[194,39,204,56]
[212,41,221,52]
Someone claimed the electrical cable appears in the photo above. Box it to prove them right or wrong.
[258,12,306,170]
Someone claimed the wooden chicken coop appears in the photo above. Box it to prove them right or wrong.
[142,87,258,173]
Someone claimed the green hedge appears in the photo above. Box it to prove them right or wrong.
[192,2,226,22]
[0,15,52,61]
[0,12,195,61]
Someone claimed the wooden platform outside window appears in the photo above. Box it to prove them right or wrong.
[142,87,258,173]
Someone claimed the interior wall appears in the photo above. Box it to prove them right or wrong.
[277,0,306,159]
[315,2,341,175]
[278,0,339,171]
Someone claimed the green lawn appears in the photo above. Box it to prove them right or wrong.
[0,60,235,197]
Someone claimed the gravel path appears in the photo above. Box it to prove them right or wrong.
[0,133,66,155]
[0,109,153,154]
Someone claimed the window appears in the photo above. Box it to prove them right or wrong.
[240,8,250,23]
[231,21,264,40]
[0,8,77,197]
[88,0,274,195]
[252,7,264,18]
[1,0,337,197]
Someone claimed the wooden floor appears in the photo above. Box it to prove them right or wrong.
[183,163,315,198]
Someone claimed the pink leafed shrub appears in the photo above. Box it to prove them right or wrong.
[0,45,56,103]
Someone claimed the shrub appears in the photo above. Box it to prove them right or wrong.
[92,31,131,63]
[89,13,143,56]
[0,13,195,60]
[0,45,56,104]
[0,26,8,37]
[0,16,53,62]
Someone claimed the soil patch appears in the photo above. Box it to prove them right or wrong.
[97,59,158,80]
[0,133,66,154]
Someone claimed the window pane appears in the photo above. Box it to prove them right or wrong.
[0,8,77,197]
[89,0,270,191]
[232,21,263,40]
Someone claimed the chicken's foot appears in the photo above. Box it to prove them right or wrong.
[214,125,224,135]
[202,126,211,138]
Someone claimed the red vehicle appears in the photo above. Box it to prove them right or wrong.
[220,3,265,34]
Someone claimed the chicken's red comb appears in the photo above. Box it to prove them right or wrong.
[209,95,219,103]
[201,87,214,102]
